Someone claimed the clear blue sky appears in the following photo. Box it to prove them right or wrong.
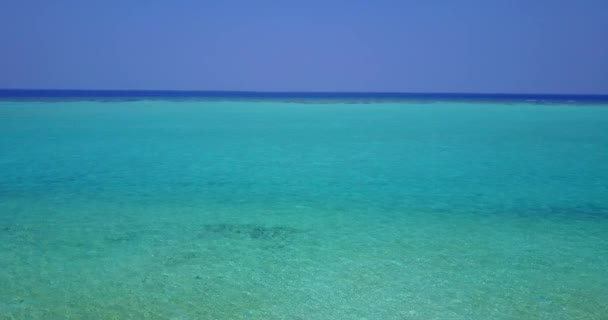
[1,0,607,94]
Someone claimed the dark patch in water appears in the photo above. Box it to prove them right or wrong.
[198,223,306,250]
[543,203,608,218]
[200,223,301,242]
[164,251,199,267]
[162,224,304,268]
[104,231,138,243]
[490,203,608,219]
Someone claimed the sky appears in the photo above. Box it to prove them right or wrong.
[1,0,607,94]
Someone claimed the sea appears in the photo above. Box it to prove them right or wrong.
[1,91,607,319]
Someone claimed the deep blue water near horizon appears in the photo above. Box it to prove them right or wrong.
[1,98,607,319]
[2,89,608,103]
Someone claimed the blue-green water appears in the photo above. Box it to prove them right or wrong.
[1,99,607,319]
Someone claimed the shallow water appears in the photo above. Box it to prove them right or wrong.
[1,100,607,319]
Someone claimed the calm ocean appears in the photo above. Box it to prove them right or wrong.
[1,95,607,319]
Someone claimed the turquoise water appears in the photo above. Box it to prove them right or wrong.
[1,99,607,319]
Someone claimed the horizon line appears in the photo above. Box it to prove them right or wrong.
[1,88,608,97]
